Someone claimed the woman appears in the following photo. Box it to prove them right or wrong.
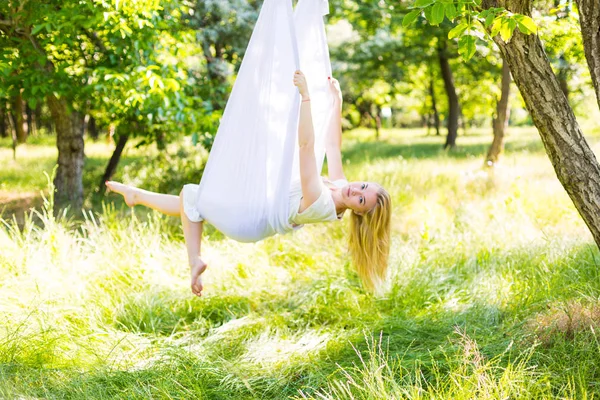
[107,71,391,297]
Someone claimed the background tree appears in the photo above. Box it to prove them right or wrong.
[185,0,260,112]
[331,0,506,148]
[0,0,208,211]
[404,0,600,248]
[486,60,511,165]
[575,0,599,109]
[539,0,586,104]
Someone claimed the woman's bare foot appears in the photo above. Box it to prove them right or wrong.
[190,258,208,297]
[106,181,139,207]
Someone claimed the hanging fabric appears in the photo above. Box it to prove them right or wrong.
[183,0,333,243]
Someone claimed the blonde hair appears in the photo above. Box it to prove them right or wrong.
[348,186,392,290]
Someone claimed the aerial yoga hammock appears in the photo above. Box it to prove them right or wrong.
[107,0,392,296]
[181,0,335,243]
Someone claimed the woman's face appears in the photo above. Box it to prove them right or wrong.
[342,181,379,214]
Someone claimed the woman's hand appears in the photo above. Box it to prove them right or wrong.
[328,77,343,106]
[293,70,310,99]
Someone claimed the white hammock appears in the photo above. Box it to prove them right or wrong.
[185,0,333,242]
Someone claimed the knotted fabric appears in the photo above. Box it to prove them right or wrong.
[185,0,333,242]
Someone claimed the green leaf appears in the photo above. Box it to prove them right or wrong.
[403,9,421,27]
[431,2,445,25]
[31,24,46,35]
[516,20,528,34]
[458,35,476,60]
[485,12,495,27]
[500,19,513,42]
[448,22,468,39]
[491,18,502,37]
[514,14,537,34]
[423,6,433,23]
[445,2,457,20]
[415,0,436,7]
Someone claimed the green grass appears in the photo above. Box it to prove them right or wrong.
[2,127,600,398]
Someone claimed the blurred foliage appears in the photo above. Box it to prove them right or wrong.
[0,0,209,146]
[538,4,589,112]
[183,0,261,111]
[327,0,595,134]
[0,0,597,194]
[121,144,209,194]
[329,0,503,130]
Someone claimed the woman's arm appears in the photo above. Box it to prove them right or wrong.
[325,78,346,181]
[294,70,322,212]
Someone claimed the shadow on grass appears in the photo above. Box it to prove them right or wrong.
[0,358,258,400]
[114,291,255,336]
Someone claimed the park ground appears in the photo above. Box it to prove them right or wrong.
[1,126,600,398]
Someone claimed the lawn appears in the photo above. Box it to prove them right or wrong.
[1,127,600,398]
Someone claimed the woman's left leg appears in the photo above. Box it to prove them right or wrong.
[106,181,180,216]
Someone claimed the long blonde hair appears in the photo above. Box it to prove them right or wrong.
[348,186,392,290]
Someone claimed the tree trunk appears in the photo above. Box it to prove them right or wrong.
[482,0,600,249]
[42,104,53,134]
[26,103,35,137]
[0,102,6,138]
[13,92,27,144]
[558,69,569,99]
[34,104,42,134]
[459,106,467,135]
[100,132,129,192]
[357,101,372,130]
[430,78,441,136]
[557,55,570,99]
[486,61,511,165]
[375,105,382,140]
[438,43,459,149]
[575,0,600,109]
[88,116,99,140]
[47,95,84,212]
[6,106,18,160]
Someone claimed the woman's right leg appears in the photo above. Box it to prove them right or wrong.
[179,189,207,297]
[106,181,180,217]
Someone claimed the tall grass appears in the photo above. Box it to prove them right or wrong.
[1,128,600,398]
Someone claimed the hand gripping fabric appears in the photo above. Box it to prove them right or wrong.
[185,0,333,243]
